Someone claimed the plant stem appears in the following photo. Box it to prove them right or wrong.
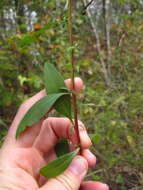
[68,0,80,146]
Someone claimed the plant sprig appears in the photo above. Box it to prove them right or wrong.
[16,63,79,178]
[15,0,81,179]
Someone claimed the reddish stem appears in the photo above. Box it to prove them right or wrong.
[68,0,80,146]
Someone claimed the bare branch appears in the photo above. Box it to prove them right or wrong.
[118,33,126,47]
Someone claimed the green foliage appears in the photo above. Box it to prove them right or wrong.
[16,63,72,137]
[40,148,79,178]
[16,93,68,138]
[44,63,66,94]
[16,63,74,178]
[44,63,72,119]
[55,94,72,119]
[0,119,7,147]
[55,138,70,157]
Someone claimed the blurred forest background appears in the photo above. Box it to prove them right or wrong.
[0,0,143,189]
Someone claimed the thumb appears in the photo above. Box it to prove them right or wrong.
[39,156,88,190]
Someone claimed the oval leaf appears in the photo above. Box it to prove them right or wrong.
[16,93,68,138]
[44,63,66,94]
[55,139,70,157]
[55,94,72,120]
[40,148,79,178]
[44,63,72,119]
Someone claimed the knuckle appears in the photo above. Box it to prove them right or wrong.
[42,117,53,126]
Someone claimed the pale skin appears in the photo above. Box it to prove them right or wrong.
[0,77,109,190]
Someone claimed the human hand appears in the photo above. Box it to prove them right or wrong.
[0,77,109,190]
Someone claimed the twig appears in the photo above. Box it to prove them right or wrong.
[82,0,94,14]
[86,169,104,178]
[118,33,126,47]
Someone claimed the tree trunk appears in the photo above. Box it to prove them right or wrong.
[83,0,111,87]
[15,0,26,33]
[103,0,112,79]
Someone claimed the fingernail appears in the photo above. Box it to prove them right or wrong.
[69,156,88,178]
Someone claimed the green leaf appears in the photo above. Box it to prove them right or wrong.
[40,148,79,178]
[0,119,7,127]
[44,63,65,94]
[44,63,72,119]
[16,93,67,138]
[18,23,53,47]
[0,63,16,70]
[55,94,72,119]
[55,139,70,157]
[91,134,101,144]
[19,35,37,47]
[59,87,70,93]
